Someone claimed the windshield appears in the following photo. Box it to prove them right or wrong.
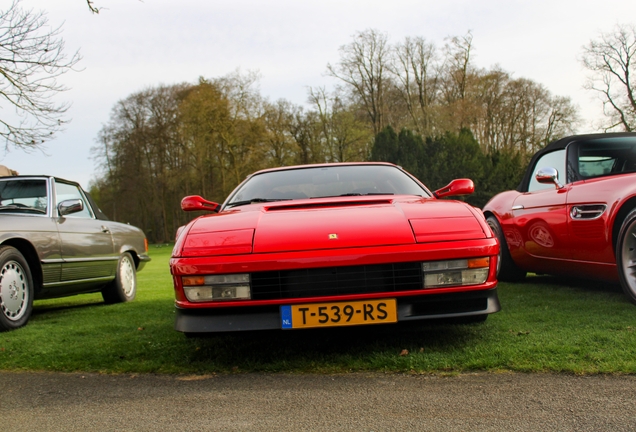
[226,164,429,208]
[0,179,48,214]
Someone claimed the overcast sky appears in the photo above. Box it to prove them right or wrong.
[3,0,634,189]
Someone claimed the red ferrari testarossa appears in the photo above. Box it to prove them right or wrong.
[171,162,500,333]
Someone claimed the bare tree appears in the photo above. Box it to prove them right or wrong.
[0,0,81,151]
[262,99,297,167]
[286,105,323,165]
[443,32,474,103]
[440,31,477,130]
[390,36,442,136]
[212,70,267,187]
[472,71,578,155]
[86,1,100,13]
[582,24,636,131]
[327,29,391,135]
[308,86,372,162]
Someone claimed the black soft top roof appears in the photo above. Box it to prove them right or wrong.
[517,132,636,192]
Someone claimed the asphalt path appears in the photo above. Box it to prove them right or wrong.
[2,371,636,431]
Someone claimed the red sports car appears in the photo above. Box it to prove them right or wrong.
[170,162,500,333]
[483,132,636,304]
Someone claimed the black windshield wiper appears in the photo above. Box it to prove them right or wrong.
[226,198,288,208]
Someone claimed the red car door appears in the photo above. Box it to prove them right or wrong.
[566,180,614,264]
[502,147,573,272]
[510,187,571,261]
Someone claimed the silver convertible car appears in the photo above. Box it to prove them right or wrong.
[0,175,150,331]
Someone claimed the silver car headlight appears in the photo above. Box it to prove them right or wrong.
[182,274,251,302]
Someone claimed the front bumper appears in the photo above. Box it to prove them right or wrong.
[137,253,151,272]
[175,287,500,333]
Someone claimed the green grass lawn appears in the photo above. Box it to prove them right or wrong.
[1,245,635,375]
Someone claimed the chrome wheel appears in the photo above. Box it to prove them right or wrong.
[0,259,29,321]
[119,254,136,297]
[102,252,137,304]
[0,246,34,331]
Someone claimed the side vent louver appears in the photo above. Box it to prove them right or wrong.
[570,204,607,220]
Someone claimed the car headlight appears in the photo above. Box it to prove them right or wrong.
[182,274,251,302]
[422,257,490,288]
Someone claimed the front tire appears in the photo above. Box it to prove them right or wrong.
[486,215,526,282]
[0,246,34,331]
[616,208,636,304]
[102,252,137,304]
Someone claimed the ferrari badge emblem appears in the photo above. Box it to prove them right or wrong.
[328,233,338,240]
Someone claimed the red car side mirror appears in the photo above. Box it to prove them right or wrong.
[181,195,220,212]
[433,179,475,198]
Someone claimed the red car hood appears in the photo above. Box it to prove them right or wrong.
[180,196,488,256]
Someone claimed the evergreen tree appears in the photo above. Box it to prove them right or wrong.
[397,128,425,178]
[370,126,399,164]
[481,149,525,204]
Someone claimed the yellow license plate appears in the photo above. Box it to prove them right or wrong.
[280,299,397,329]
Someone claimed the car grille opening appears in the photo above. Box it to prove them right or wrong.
[250,262,423,300]
[409,296,488,316]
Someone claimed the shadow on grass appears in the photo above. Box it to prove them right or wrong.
[13,294,492,373]
[181,319,489,372]
[523,274,623,294]
[505,274,629,303]
[32,299,106,315]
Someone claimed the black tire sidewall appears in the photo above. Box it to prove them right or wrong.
[616,209,636,304]
[486,215,526,282]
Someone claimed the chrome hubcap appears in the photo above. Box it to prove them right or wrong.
[0,260,28,321]
[119,256,135,297]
